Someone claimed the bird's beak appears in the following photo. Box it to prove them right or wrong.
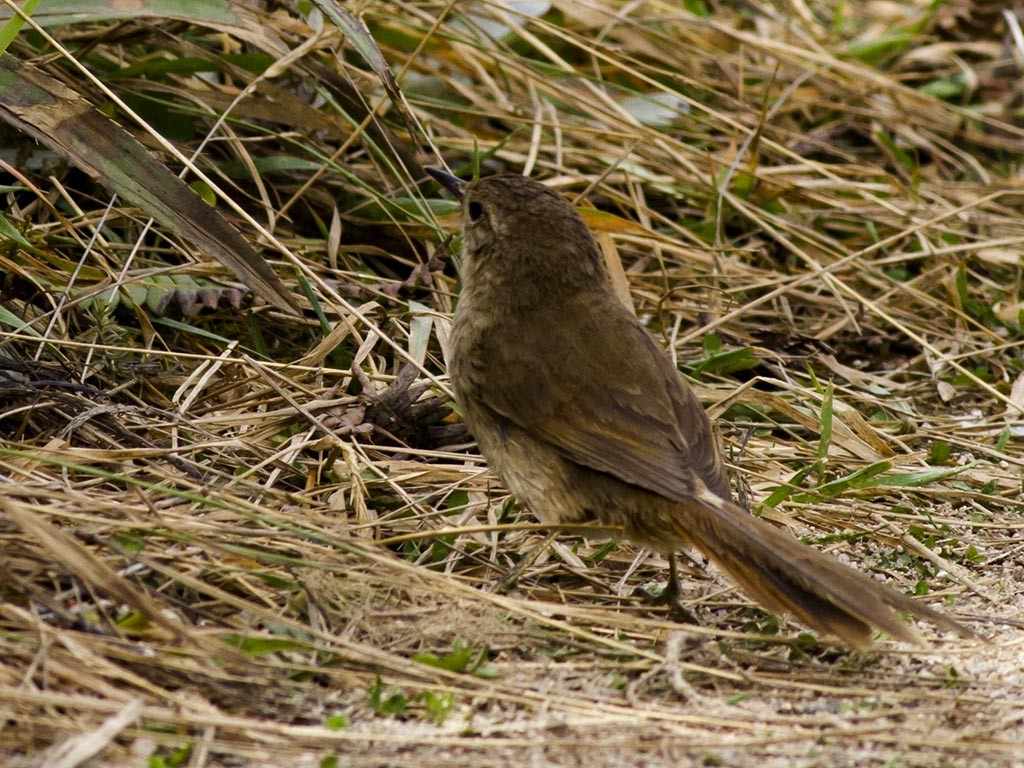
[426,167,466,200]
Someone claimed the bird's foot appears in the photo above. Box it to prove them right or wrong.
[637,555,700,624]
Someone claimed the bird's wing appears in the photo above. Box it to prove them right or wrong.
[474,292,730,502]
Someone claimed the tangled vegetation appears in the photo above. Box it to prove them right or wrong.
[0,1,1022,766]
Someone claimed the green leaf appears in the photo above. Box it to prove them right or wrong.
[412,637,498,678]
[587,540,617,566]
[147,744,193,768]
[955,263,997,325]
[223,635,311,656]
[847,28,917,65]
[0,0,40,54]
[428,533,456,564]
[412,639,476,672]
[803,460,893,499]
[928,441,952,464]
[112,532,145,553]
[0,210,33,247]
[874,463,974,488]
[324,713,349,730]
[446,490,470,511]
[367,672,408,717]
[189,179,217,207]
[116,610,150,631]
[0,303,43,336]
[689,344,759,376]
[683,0,710,17]
[761,464,815,508]
[995,428,1011,454]
[942,665,962,690]
[152,317,236,347]
[702,333,723,355]
[422,690,456,724]
[920,77,966,101]
[873,128,915,173]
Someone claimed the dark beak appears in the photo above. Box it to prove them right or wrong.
[426,167,466,199]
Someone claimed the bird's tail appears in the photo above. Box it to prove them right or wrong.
[673,486,977,648]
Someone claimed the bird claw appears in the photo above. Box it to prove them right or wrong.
[637,584,700,624]
[637,555,700,624]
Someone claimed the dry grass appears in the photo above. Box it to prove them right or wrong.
[1,1,1023,766]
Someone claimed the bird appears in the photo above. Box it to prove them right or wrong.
[427,167,977,648]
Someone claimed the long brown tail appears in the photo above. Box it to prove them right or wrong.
[677,487,978,648]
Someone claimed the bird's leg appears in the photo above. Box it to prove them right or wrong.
[493,530,559,592]
[646,553,699,624]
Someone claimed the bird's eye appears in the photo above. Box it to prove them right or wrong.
[467,201,484,222]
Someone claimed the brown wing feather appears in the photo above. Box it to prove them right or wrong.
[474,291,730,501]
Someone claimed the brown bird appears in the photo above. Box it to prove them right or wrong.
[428,167,976,648]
